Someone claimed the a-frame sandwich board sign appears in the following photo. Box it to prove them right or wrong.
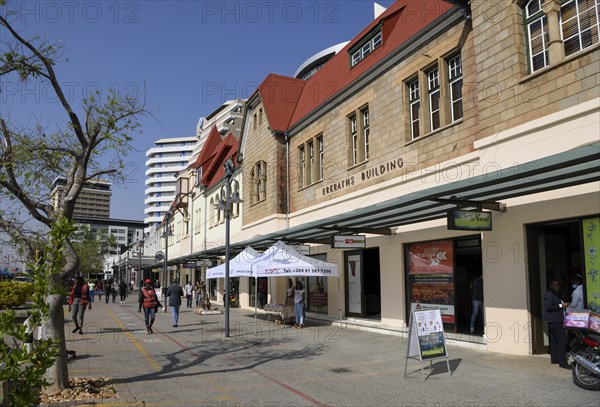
[404,307,451,381]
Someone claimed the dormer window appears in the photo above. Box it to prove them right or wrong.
[349,28,382,67]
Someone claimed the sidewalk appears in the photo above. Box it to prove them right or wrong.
[50,296,598,407]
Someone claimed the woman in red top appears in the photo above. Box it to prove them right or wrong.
[68,276,91,335]
[138,279,161,334]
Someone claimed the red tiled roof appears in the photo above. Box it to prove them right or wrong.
[255,73,305,133]
[250,0,454,131]
[190,125,221,170]
[289,0,454,126]
[194,127,239,190]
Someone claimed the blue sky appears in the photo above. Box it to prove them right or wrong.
[1,0,395,221]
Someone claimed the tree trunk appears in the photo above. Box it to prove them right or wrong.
[41,293,69,391]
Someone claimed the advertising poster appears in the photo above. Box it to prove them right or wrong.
[582,217,599,312]
[589,311,600,334]
[563,309,590,329]
[308,276,328,313]
[414,309,447,360]
[347,254,362,314]
[408,239,455,329]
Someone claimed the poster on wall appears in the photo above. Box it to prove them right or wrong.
[347,254,362,314]
[308,276,328,313]
[582,217,600,312]
[408,239,455,329]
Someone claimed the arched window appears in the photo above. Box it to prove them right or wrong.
[250,161,267,204]
[215,193,222,225]
[209,197,215,228]
[232,181,241,218]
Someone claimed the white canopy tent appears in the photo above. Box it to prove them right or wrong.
[205,242,342,326]
[254,241,339,277]
[252,241,341,323]
[205,247,260,279]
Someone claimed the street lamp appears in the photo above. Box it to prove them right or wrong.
[138,240,144,283]
[216,157,242,338]
[161,212,172,312]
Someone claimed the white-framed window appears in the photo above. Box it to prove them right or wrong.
[562,0,600,56]
[523,0,599,73]
[525,0,549,72]
[350,114,358,165]
[209,197,215,228]
[317,135,324,181]
[448,54,463,122]
[347,105,370,166]
[361,108,370,161]
[299,145,306,187]
[298,135,323,188]
[408,79,420,139]
[428,67,441,131]
[308,140,314,185]
[349,28,383,67]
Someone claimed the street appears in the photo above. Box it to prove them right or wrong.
[57,296,598,407]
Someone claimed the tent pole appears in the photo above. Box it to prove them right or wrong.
[337,277,342,323]
[254,275,258,334]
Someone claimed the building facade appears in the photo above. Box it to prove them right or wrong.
[144,137,196,230]
[155,0,600,357]
[50,177,112,219]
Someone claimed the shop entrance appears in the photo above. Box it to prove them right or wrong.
[404,237,482,335]
[454,237,483,335]
[527,220,582,355]
[344,248,381,319]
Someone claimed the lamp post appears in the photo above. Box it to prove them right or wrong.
[217,157,242,338]
[162,212,171,313]
[138,240,144,283]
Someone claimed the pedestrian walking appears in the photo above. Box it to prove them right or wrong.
[68,276,92,335]
[111,280,117,303]
[105,280,113,304]
[88,280,95,303]
[294,281,305,329]
[166,280,184,327]
[194,281,202,307]
[138,279,162,334]
[119,280,128,303]
[470,274,483,334]
[184,281,193,308]
[96,280,103,301]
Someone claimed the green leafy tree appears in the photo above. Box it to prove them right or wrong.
[0,2,145,391]
[71,226,116,279]
[0,218,75,406]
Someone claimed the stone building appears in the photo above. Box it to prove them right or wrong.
[160,0,599,356]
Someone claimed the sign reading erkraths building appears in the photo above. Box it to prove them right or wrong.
[322,157,404,197]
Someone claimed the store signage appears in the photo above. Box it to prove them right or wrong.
[321,157,404,197]
[447,209,492,231]
[331,235,366,248]
[184,262,197,269]
[290,245,310,255]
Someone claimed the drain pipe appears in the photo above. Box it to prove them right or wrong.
[285,132,290,230]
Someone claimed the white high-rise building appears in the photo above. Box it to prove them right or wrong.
[144,137,196,230]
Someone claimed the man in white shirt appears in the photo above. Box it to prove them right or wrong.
[184,282,194,308]
[569,275,584,309]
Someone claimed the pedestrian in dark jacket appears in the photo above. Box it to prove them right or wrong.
[543,280,570,369]
[166,280,184,327]
[119,280,128,303]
